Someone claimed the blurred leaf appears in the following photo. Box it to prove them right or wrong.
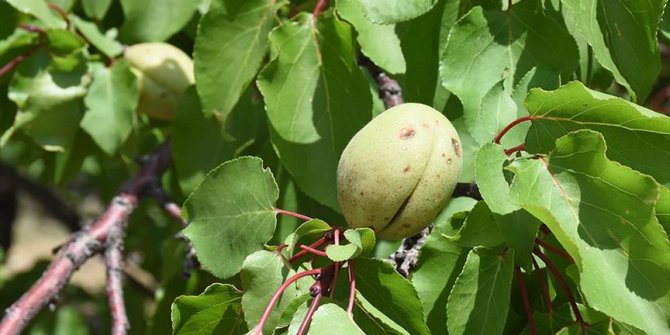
[658,186,670,234]
[562,0,665,101]
[509,130,670,334]
[119,0,200,42]
[336,0,405,74]
[525,81,670,185]
[446,248,514,335]
[45,30,85,55]
[257,12,371,210]
[3,51,88,152]
[172,87,259,194]
[171,283,247,335]
[81,61,138,156]
[81,0,113,20]
[71,16,123,58]
[440,0,578,145]
[310,304,365,334]
[448,201,504,248]
[195,0,277,122]
[5,0,66,29]
[182,156,279,279]
[354,257,430,335]
[354,0,438,24]
[0,29,38,56]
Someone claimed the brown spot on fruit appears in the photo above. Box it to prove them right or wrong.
[403,165,411,173]
[360,191,364,196]
[452,138,461,157]
[447,158,452,164]
[399,127,415,140]
[422,123,429,128]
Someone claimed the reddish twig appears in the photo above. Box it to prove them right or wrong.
[0,142,172,335]
[47,3,70,28]
[297,283,322,335]
[531,255,553,313]
[533,248,588,333]
[539,224,551,236]
[329,230,341,299]
[535,238,574,263]
[275,208,313,222]
[504,143,526,156]
[106,231,129,335]
[289,236,327,263]
[299,244,328,257]
[255,269,322,335]
[347,260,356,317]
[494,115,535,144]
[0,45,43,78]
[515,266,537,335]
[359,54,404,108]
[312,0,328,19]
[17,23,45,34]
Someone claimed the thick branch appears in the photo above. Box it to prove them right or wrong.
[0,141,172,335]
[106,230,129,335]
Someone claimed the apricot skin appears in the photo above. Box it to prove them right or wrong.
[337,103,462,240]
[124,42,195,120]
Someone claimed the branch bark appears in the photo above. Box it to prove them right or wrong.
[0,141,172,335]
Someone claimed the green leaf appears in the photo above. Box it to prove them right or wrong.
[525,81,670,185]
[561,0,666,101]
[3,51,88,152]
[172,87,260,194]
[283,219,332,255]
[81,61,138,156]
[440,0,578,145]
[310,304,365,334]
[495,209,540,270]
[325,228,375,261]
[241,250,311,334]
[171,283,247,335]
[658,186,670,234]
[354,257,430,335]
[446,248,514,335]
[71,16,123,58]
[0,29,38,56]
[182,156,279,279]
[475,142,518,215]
[194,0,277,122]
[336,0,405,74]
[354,0,438,24]
[119,0,200,42]
[412,197,475,334]
[5,0,66,29]
[509,130,670,334]
[81,0,112,20]
[448,201,505,248]
[257,12,372,210]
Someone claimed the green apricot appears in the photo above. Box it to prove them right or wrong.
[337,103,463,240]
[124,42,195,120]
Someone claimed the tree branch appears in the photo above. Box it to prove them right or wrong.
[358,54,404,108]
[0,141,172,335]
[106,229,129,335]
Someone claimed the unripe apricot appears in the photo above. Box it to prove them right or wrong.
[124,42,195,120]
[337,103,462,240]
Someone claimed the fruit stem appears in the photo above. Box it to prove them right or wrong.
[297,288,322,335]
[312,0,329,19]
[289,237,327,263]
[275,208,313,221]
[535,238,573,263]
[533,248,588,333]
[47,3,70,28]
[255,268,321,335]
[494,115,535,144]
[347,260,356,318]
[299,244,327,257]
[515,266,538,335]
[531,256,554,313]
[330,230,341,299]
[504,143,526,156]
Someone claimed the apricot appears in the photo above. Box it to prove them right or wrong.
[337,103,462,240]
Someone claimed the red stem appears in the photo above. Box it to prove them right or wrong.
[275,208,313,222]
[312,0,328,18]
[329,230,341,299]
[533,248,588,333]
[0,45,43,78]
[289,236,327,263]
[515,266,538,335]
[531,256,553,313]
[47,3,70,28]
[494,115,535,144]
[347,260,356,318]
[297,287,322,335]
[106,234,129,335]
[504,143,526,156]
[535,238,574,263]
[17,23,45,34]
[299,244,327,257]
[255,269,321,335]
